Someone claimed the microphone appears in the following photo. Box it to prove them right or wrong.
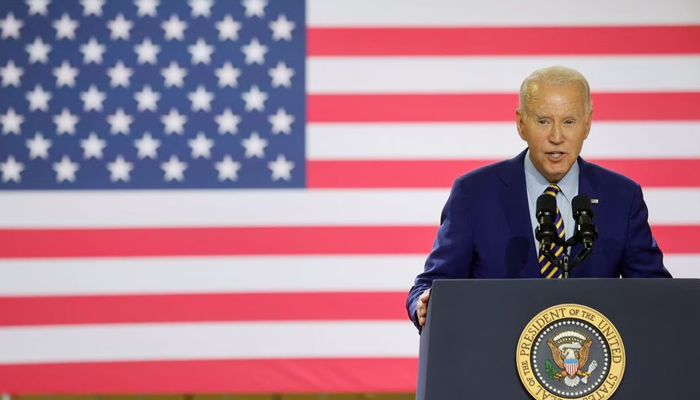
[535,194,558,250]
[572,195,598,249]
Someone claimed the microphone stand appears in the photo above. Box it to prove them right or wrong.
[540,235,593,279]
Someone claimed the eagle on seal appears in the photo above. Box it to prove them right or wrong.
[547,335,593,385]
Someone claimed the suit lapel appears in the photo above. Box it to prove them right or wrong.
[569,157,600,275]
[498,149,540,278]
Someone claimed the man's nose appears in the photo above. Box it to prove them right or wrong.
[549,124,564,143]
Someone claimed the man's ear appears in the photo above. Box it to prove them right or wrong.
[516,108,526,141]
[584,108,593,140]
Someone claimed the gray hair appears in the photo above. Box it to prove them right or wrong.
[518,66,592,114]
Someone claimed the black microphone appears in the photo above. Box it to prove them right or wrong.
[572,195,598,249]
[535,194,558,250]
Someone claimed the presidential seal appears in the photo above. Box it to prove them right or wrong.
[516,304,625,400]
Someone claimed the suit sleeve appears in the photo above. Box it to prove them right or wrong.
[406,177,475,329]
[621,183,672,278]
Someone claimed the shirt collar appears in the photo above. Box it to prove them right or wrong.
[524,149,579,201]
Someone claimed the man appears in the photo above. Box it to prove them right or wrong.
[406,66,672,330]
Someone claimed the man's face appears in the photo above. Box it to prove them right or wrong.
[516,82,592,183]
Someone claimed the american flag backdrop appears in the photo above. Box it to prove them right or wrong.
[0,0,699,394]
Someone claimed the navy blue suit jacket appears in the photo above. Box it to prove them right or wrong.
[406,149,672,328]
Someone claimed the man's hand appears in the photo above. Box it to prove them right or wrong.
[416,289,431,326]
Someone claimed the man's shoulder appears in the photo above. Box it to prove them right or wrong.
[452,158,512,189]
[583,159,642,192]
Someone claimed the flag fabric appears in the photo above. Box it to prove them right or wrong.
[0,0,699,394]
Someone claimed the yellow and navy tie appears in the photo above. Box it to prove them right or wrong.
[539,184,565,278]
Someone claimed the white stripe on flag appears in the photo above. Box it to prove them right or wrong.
[659,255,700,279]
[307,56,700,93]
[0,321,419,364]
[0,255,695,296]
[1,189,699,227]
[308,122,700,159]
[0,255,425,296]
[307,0,700,26]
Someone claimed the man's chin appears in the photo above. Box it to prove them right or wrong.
[543,167,568,183]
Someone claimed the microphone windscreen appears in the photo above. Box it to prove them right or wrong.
[536,194,557,216]
[572,195,594,217]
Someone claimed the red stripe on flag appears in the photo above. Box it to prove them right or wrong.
[0,358,419,393]
[307,159,700,188]
[0,226,697,258]
[0,292,407,326]
[654,226,700,255]
[0,226,436,258]
[307,93,700,122]
[308,26,700,56]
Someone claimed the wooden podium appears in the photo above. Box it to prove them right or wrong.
[415,278,700,399]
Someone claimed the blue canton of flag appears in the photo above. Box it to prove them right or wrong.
[0,0,305,189]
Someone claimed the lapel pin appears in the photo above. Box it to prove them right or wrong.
[591,199,599,204]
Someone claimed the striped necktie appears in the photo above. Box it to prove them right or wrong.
[539,184,565,278]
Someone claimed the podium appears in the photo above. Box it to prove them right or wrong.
[415,278,700,399]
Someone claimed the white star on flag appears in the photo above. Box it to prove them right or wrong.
[53,109,79,135]
[135,85,161,112]
[80,38,106,64]
[134,132,161,159]
[162,15,187,41]
[216,15,242,41]
[189,0,213,18]
[215,62,241,88]
[81,0,105,16]
[135,0,159,17]
[53,155,80,183]
[188,85,214,112]
[26,132,52,160]
[107,155,134,182]
[242,132,268,159]
[81,85,107,112]
[107,108,134,135]
[1,61,23,87]
[53,61,78,87]
[26,37,52,64]
[134,38,160,64]
[27,0,51,16]
[25,132,51,160]
[107,61,133,87]
[161,62,187,87]
[1,13,24,39]
[243,0,267,18]
[1,108,24,135]
[242,37,268,65]
[268,108,294,134]
[80,133,107,159]
[268,154,294,181]
[161,108,187,135]
[242,85,268,112]
[53,13,79,40]
[188,132,214,159]
[108,14,133,40]
[26,84,52,112]
[215,108,241,134]
[269,61,294,88]
[161,155,187,182]
[0,155,24,183]
[269,14,294,41]
[215,155,241,181]
[189,38,214,65]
